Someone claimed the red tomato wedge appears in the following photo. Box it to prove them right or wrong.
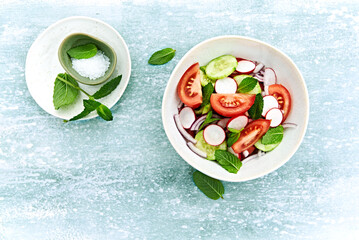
[210,93,255,117]
[268,84,291,122]
[177,63,202,108]
[232,119,270,153]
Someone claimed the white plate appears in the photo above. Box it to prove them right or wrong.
[162,36,309,182]
[25,16,131,120]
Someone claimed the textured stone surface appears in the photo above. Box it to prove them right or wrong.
[0,0,358,239]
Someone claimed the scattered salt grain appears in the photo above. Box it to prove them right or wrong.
[71,50,110,80]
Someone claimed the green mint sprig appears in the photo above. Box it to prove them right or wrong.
[193,170,224,200]
[237,77,258,93]
[198,111,220,131]
[53,73,122,122]
[67,43,97,59]
[248,93,263,120]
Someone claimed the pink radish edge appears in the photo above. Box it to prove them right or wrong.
[226,115,248,130]
[265,108,283,127]
[215,77,237,94]
[179,107,196,129]
[236,60,256,74]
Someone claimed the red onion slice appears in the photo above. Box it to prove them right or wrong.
[190,115,207,131]
[174,114,197,144]
[187,142,207,158]
[253,63,264,73]
[282,122,298,128]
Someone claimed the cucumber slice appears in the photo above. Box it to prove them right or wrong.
[195,130,227,160]
[254,138,280,152]
[200,69,215,87]
[234,75,262,94]
[205,55,238,80]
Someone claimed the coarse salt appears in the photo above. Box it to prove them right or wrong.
[71,50,110,80]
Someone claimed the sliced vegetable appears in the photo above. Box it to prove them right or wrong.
[254,138,280,152]
[190,115,207,131]
[177,63,202,108]
[232,119,270,153]
[268,84,291,122]
[214,77,237,94]
[227,115,248,130]
[210,93,256,117]
[205,55,238,80]
[253,62,264,73]
[174,114,197,144]
[217,118,230,128]
[228,147,240,159]
[265,108,283,127]
[264,68,277,86]
[200,69,215,87]
[195,130,227,160]
[203,125,226,146]
[187,142,207,158]
[262,95,279,116]
[179,107,196,129]
[236,60,256,74]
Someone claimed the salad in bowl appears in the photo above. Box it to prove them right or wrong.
[162,36,309,182]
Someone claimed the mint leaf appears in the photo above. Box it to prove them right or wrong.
[198,111,220,131]
[96,104,113,121]
[53,73,79,110]
[201,83,214,107]
[215,150,242,173]
[193,171,224,200]
[148,48,176,65]
[92,75,122,99]
[237,77,258,93]
[227,128,243,147]
[248,93,263,120]
[261,125,284,145]
[68,99,101,121]
[67,43,97,59]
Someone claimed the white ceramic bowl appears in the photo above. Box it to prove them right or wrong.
[162,36,309,182]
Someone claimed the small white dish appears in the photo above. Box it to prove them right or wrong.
[25,16,131,120]
[162,36,309,182]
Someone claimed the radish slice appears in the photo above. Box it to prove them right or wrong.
[262,96,279,116]
[264,68,277,86]
[236,60,256,74]
[179,107,196,129]
[253,63,264,73]
[187,142,207,158]
[228,147,240,159]
[190,115,207,131]
[227,115,248,130]
[265,108,283,127]
[203,125,226,146]
[174,114,197,144]
[217,118,230,128]
[215,77,237,94]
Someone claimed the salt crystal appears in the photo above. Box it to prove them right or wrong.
[71,50,110,80]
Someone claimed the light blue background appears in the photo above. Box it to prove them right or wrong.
[0,0,358,239]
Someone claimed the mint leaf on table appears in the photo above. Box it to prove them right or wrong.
[148,48,176,65]
[96,104,113,121]
[92,75,122,99]
[261,125,284,145]
[68,99,102,121]
[237,77,258,93]
[248,93,263,120]
[198,111,220,131]
[227,128,243,147]
[67,43,97,59]
[53,73,79,110]
[193,171,224,200]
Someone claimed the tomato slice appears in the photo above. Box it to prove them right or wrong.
[232,119,270,153]
[268,84,291,121]
[210,93,255,117]
[177,63,202,108]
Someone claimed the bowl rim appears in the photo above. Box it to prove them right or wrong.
[58,32,117,85]
[162,35,309,182]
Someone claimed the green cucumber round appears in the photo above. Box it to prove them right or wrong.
[195,130,227,160]
[200,69,215,87]
[205,55,238,80]
[254,138,280,152]
[234,75,262,94]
